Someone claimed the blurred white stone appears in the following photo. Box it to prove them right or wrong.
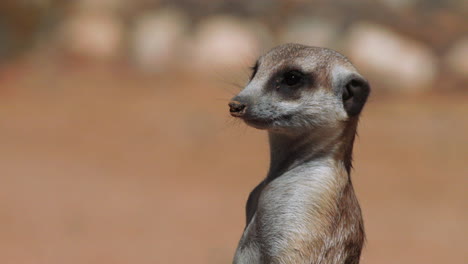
[131,9,189,72]
[59,12,123,60]
[444,37,468,78]
[280,17,339,48]
[347,22,438,92]
[191,16,262,72]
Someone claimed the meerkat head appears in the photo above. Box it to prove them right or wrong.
[229,43,370,133]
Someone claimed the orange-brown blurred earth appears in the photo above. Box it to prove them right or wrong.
[0,60,466,264]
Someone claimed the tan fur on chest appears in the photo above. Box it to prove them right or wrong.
[236,161,357,264]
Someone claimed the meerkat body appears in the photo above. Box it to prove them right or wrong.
[228,44,370,264]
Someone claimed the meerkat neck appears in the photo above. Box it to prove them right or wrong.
[266,125,354,180]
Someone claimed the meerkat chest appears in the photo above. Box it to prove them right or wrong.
[239,163,342,259]
[262,164,338,224]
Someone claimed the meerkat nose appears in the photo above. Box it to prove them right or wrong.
[228,100,247,116]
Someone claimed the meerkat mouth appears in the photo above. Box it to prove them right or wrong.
[243,117,272,129]
[242,114,293,130]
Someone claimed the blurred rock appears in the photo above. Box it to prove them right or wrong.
[246,20,275,52]
[73,0,127,12]
[58,11,123,60]
[0,1,50,59]
[279,17,339,49]
[191,16,262,72]
[444,37,468,78]
[379,0,417,10]
[347,22,438,93]
[131,8,189,72]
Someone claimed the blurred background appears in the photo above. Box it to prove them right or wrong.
[0,0,466,263]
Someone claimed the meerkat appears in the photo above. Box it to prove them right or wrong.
[228,43,370,264]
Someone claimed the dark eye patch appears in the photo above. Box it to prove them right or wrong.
[282,70,304,87]
[266,67,315,100]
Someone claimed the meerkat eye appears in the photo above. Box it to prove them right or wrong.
[283,70,304,86]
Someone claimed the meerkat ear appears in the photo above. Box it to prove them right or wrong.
[332,66,370,116]
[342,75,370,116]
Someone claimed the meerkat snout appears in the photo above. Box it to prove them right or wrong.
[228,100,247,116]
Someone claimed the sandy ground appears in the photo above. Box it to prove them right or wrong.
[0,62,466,264]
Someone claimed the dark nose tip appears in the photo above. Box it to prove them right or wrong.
[228,100,246,116]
